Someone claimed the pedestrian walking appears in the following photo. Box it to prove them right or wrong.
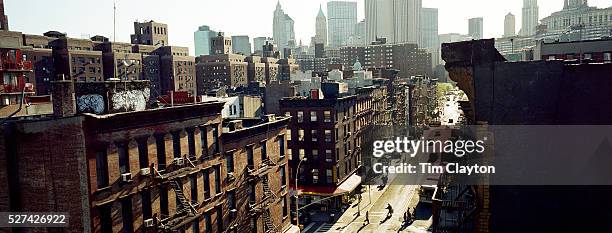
[386,203,393,217]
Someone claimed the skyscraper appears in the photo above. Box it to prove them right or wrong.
[194,25,217,56]
[314,4,328,46]
[468,17,484,40]
[504,13,516,37]
[421,8,439,67]
[253,37,274,55]
[365,0,422,45]
[273,1,295,52]
[521,0,539,36]
[0,0,8,31]
[231,35,252,55]
[327,1,358,48]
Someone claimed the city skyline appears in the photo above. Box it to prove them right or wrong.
[4,0,612,55]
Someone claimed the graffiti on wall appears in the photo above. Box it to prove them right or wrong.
[77,94,105,114]
[111,88,150,112]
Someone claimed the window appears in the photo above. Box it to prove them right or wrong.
[228,190,236,210]
[99,205,112,233]
[141,190,152,219]
[547,55,556,61]
[160,186,169,216]
[156,134,166,170]
[312,169,319,184]
[278,135,285,158]
[118,143,130,174]
[281,165,287,187]
[190,175,198,204]
[203,170,211,199]
[204,212,212,233]
[325,150,333,163]
[326,169,333,184]
[216,206,223,231]
[247,146,254,169]
[212,126,220,154]
[297,111,304,123]
[261,141,267,161]
[312,149,319,161]
[172,131,181,158]
[282,195,288,218]
[604,53,611,62]
[192,218,200,233]
[298,130,305,141]
[286,129,292,141]
[325,130,332,143]
[249,182,256,204]
[95,150,109,188]
[187,129,196,157]
[299,149,305,160]
[311,130,318,142]
[310,111,317,122]
[137,139,149,169]
[226,152,234,173]
[584,53,592,60]
[121,198,134,233]
[214,166,221,194]
[200,126,209,158]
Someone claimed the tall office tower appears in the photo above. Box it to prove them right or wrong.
[421,8,439,66]
[253,37,274,54]
[194,25,217,56]
[327,1,358,48]
[350,19,366,46]
[504,13,516,37]
[564,0,588,9]
[521,0,539,36]
[232,35,252,55]
[130,20,168,46]
[314,4,328,46]
[365,0,422,45]
[468,17,484,40]
[273,1,295,52]
[0,0,8,30]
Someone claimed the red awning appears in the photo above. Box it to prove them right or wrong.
[291,173,362,196]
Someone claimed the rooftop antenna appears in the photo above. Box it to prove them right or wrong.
[113,0,116,42]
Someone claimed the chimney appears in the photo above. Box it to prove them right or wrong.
[51,75,76,117]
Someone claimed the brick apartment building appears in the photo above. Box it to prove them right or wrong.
[279,89,364,218]
[131,21,169,47]
[95,42,144,81]
[195,54,248,94]
[0,31,34,106]
[0,79,298,233]
[50,37,105,83]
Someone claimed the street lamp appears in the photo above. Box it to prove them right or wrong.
[295,157,307,229]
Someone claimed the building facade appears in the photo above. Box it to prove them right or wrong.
[194,25,217,56]
[504,13,517,37]
[196,54,248,94]
[521,0,539,36]
[327,1,358,48]
[365,0,422,45]
[314,5,328,46]
[468,17,484,40]
[0,95,297,233]
[421,8,440,67]
[231,36,252,56]
[131,21,169,46]
[273,1,296,52]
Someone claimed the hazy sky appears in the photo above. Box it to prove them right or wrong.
[5,0,612,55]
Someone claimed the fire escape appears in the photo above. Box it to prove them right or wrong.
[153,156,200,232]
[247,158,279,233]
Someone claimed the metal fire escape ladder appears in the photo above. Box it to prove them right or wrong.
[152,166,199,232]
[261,175,278,232]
